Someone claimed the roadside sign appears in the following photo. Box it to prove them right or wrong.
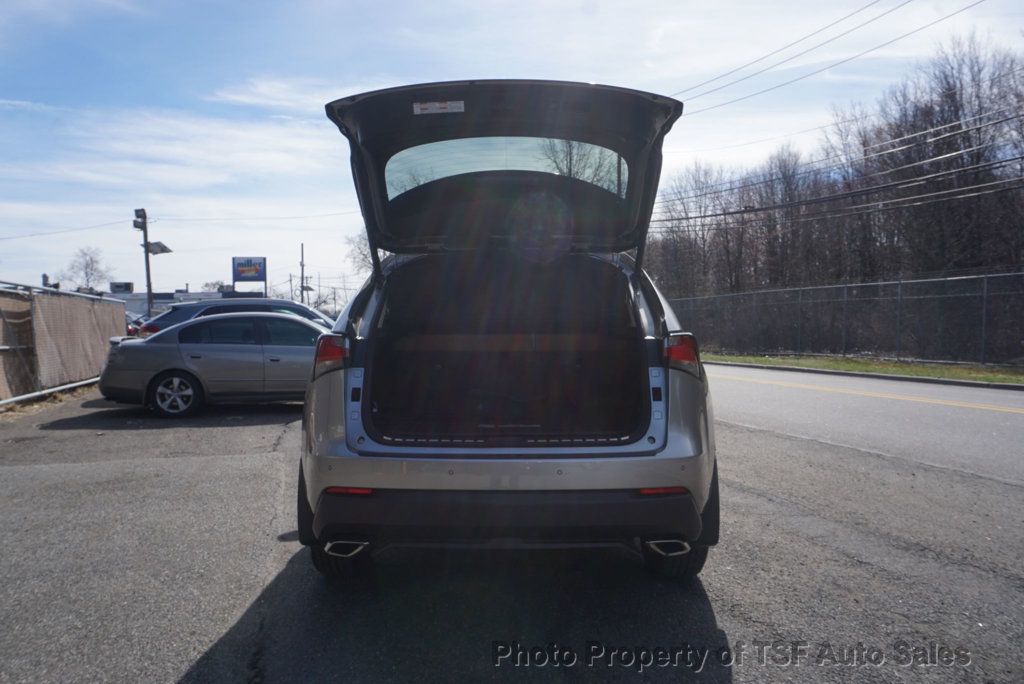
[232,257,267,282]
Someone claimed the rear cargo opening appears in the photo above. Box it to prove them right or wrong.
[362,253,649,446]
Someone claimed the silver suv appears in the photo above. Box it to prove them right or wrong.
[299,80,718,584]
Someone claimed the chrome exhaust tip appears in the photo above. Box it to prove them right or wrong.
[645,539,691,557]
[324,541,369,558]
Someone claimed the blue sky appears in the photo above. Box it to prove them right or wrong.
[1,0,1021,299]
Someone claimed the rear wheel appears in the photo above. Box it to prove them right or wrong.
[148,371,204,418]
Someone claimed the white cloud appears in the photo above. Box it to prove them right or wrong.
[0,0,139,43]
[1,108,344,190]
[208,77,399,114]
[0,104,365,291]
[0,98,55,111]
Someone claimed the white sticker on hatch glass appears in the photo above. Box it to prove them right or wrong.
[412,100,465,115]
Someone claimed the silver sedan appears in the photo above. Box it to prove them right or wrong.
[99,312,329,417]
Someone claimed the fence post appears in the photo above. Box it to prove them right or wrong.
[796,288,802,354]
[895,280,903,361]
[28,291,42,391]
[980,275,989,364]
[841,284,848,356]
[752,292,759,353]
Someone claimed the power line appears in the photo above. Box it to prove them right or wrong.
[654,155,1023,222]
[0,208,364,242]
[665,115,869,154]
[680,0,916,101]
[670,0,887,97]
[648,181,1024,238]
[0,219,126,241]
[154,209,361,222]
[665,65,1024,155]
[681,0,990,117]
[659,139,997,207]
[649,176,1024,232]
[658,109,1020,204]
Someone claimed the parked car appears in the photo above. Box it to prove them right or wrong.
[125,312,139,336]
[137,298,333,338]
[100,312,329,417]
[299,80,719,584]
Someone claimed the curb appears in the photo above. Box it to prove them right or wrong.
[702,361,1024,391]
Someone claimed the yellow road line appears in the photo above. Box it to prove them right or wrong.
[714,375,1024,415]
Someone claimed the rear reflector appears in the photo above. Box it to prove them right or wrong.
[664,333,700,377]
[639,486,689,496]
[325,486,373,495]
[313,334,349,378]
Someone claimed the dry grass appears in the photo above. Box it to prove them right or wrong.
[703,354,1024,385]
[0,384,97,421]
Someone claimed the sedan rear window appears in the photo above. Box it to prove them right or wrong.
[385,136,628,199]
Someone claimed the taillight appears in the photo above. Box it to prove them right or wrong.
[139,323,160,337]
[313,334,348,378]
[664,332,700,377]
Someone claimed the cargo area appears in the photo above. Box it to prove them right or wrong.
[362,253,649,445]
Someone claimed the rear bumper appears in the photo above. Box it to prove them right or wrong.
[98,373,145,404]
[312,488,702,545]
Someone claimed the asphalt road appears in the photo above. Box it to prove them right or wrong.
[0,368,1021,683]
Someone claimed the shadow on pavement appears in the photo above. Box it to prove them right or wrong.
[37,401,302,431]
[181,547,732,682]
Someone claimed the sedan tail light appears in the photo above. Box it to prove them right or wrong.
[313,334,349,378]
[664,332,700,377]
[139,323,161,337]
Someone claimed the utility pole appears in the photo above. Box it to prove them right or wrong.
[317,272,321,309]
[299,243,306,305]
[133,208,154,317]
[289,274,294,302]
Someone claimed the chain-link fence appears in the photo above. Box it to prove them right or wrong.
[0,282,126,401]
[669,273,1024,365]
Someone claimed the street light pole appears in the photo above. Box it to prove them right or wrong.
[133,208,154,317]
[300,243,306,305]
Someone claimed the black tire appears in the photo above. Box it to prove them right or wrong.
[147,370,204,418]
[297,465,316,546]
[309,544,372,581]
[642,543,709,584]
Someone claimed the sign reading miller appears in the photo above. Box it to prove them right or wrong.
[232,257,267,283]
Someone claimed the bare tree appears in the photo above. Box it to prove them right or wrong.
[345,233,375,275]
[201,280,225,292]
[536,139,625,195]
[647,35,1024,295]
[59,247,114,290]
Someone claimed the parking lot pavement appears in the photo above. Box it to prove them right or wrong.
[1,388,1022,682]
